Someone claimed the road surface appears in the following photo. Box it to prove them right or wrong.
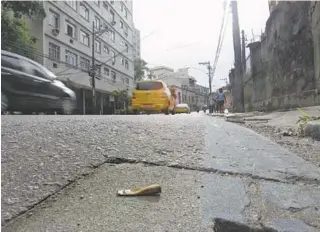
[1,113,320,231]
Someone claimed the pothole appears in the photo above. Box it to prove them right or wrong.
[212,218,278,232]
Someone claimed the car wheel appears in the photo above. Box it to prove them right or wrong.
[61,98,74,115]
[1,92,9,112]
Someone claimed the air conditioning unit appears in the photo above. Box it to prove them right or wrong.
[111,21,116,26]
[52,28,60,36]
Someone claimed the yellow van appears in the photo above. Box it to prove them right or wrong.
[132,80,176,114]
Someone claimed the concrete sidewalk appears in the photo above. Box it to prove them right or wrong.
[208,106,320,140]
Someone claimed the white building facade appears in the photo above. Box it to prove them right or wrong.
[27,0,135,114]
[150,66,209,110]
[132,26,141,59]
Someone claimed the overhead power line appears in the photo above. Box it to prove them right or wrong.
[56,30,157,77]
[3,39,132,87]
[210,0,230,85]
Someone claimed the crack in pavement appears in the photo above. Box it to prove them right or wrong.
[103,156,320,185]
[3,155,320,228]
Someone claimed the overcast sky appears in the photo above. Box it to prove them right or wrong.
[133,0,270,90]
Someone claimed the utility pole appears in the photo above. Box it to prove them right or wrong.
[231,1,244,112]
[199,61,212,94]
[89,22,109,114]
[91,21,96,114]
[199,61,213,113]
[241,30,246,74]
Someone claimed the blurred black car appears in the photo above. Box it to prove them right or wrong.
[1,50,76,114]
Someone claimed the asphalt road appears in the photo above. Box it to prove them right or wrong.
[1,113,320,231]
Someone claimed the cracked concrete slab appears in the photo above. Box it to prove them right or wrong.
[204,117,320,183]
[267,219,318,232]
[3,164,255,232]
[200,175,250,226]
[260,182,320,211]
[3,164,204,232]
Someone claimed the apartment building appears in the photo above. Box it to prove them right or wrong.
[132,26,141,59]
[27,0,135,114]
[150,66,209,110]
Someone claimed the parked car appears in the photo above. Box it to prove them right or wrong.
[174,103,190,114]
[132,80,176,115]
[1,50,76,114]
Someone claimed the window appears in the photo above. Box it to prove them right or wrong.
[110,30,115,42]
[65,50,77,67]
[80,30,89,46]
[121,57,124,65]
[124,25,128,37]
[125,43,129,53]
[136,82,163,90]
[65,22,76,38]
[125,60,129,70]
[49,43,60,61]
[120,3,124,12]
[110,51,115,65]
[120,40,125,47]
[95,17,100,29]
[66,1,77,10]
[49,10,59,28]
[124,9,128,18]
[111,71,116,82]
[95,64,101,75]
[103,1,108,10]
[94,0,100,6]
[104,67,109,75]
[109,10,115,22]
[125,77,129,85]
[95,40,101,53]
[80,57,90,71]
[120,21,124,29]
[103,45,109,53]
[80,4,89,20]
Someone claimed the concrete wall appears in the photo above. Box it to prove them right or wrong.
[247,1,320,112]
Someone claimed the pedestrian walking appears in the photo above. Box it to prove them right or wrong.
[216,88,225,114]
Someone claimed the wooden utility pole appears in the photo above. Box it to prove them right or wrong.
[231,1,244,112]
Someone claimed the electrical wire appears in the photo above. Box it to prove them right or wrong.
[3,39,71,67]
[210,0,230,84]
[56,30,156,77]
[3,39,131,86]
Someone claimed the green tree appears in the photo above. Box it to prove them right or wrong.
[134,58,149,82]
[1,1,46,58]
[112,89,130,111]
